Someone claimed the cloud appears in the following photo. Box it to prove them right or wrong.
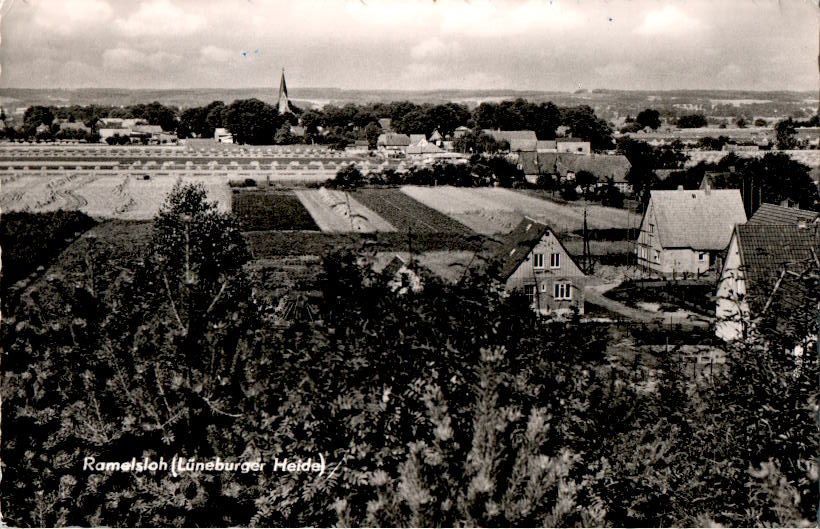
[102,47,183,71]
[635,6,705,36]
[115,0,206,38]
[410,38,446,60]
[440,0,581,37]
[199,45,236,63]
[30,0,113,35]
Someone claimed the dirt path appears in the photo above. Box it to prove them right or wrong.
[585,282,710,328]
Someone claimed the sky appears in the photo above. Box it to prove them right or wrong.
[0,0,817,91]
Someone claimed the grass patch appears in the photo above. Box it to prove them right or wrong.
[244,230,496,258]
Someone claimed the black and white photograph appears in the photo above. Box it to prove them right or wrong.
[0,0,818,526]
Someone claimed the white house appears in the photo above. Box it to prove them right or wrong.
[214,128,234,144]
[716,222,819,342]
[636,188,747,276]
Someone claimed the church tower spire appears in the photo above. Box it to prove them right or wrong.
[277,68,292,114]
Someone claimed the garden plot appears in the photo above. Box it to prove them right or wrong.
[294,188,396,233]
[232,189,319,231]
[400,185,523,235]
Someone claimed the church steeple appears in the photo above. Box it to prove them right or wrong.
[277,68,292,114]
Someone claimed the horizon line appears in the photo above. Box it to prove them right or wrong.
[0,87,817,94]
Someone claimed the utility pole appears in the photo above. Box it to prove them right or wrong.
[582,208,590,274]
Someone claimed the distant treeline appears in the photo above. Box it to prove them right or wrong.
[3,97,616,149]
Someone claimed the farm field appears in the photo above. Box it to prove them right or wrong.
[232,189,319,231]
[352,188,473,235]
[0,172,231,219]
[402,186,633,235]
[293,188,396,233]
[400,185,522,235]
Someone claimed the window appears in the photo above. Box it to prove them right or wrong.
[541,283,548,292]
[553,282,572,300]
[550,253,560,268]
[649,223,654,234]
[532,253,544,269]
[699,252,707,262]
[654,250,660,263]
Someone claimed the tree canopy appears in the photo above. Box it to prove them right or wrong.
[224,98,282,145]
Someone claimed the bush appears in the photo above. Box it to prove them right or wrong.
[560,182,578,200]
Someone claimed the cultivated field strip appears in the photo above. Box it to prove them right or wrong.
[352,188,473,235]
[401,185,514,214]
[0,172,231,219]
[469,188,629,231]
[400,185,523,235]
[400,185,631,234]
[294,188,397,233]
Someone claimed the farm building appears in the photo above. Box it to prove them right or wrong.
[556,137,591,155]
[536,140,558,152]
[636,188,747,276]
[715,223,819,343]
[482,129,537,150]
[377,133,411,153]
[495,218,586,316]
[510,138,538,152]
[518,152,632,192]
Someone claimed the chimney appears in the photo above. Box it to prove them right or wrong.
[677,185,684,190]
[704,184,711,195]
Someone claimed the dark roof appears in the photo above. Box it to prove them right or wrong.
[378,133,410,146]
[493,218,583,281]
[699,171,731,189]
[556,137,586,143]
[519,152,631,182]
[496,219,551,280]
[747,203,819,226]
[735,223,820,314]
[563,154,631,182]
[510,138,537,152]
